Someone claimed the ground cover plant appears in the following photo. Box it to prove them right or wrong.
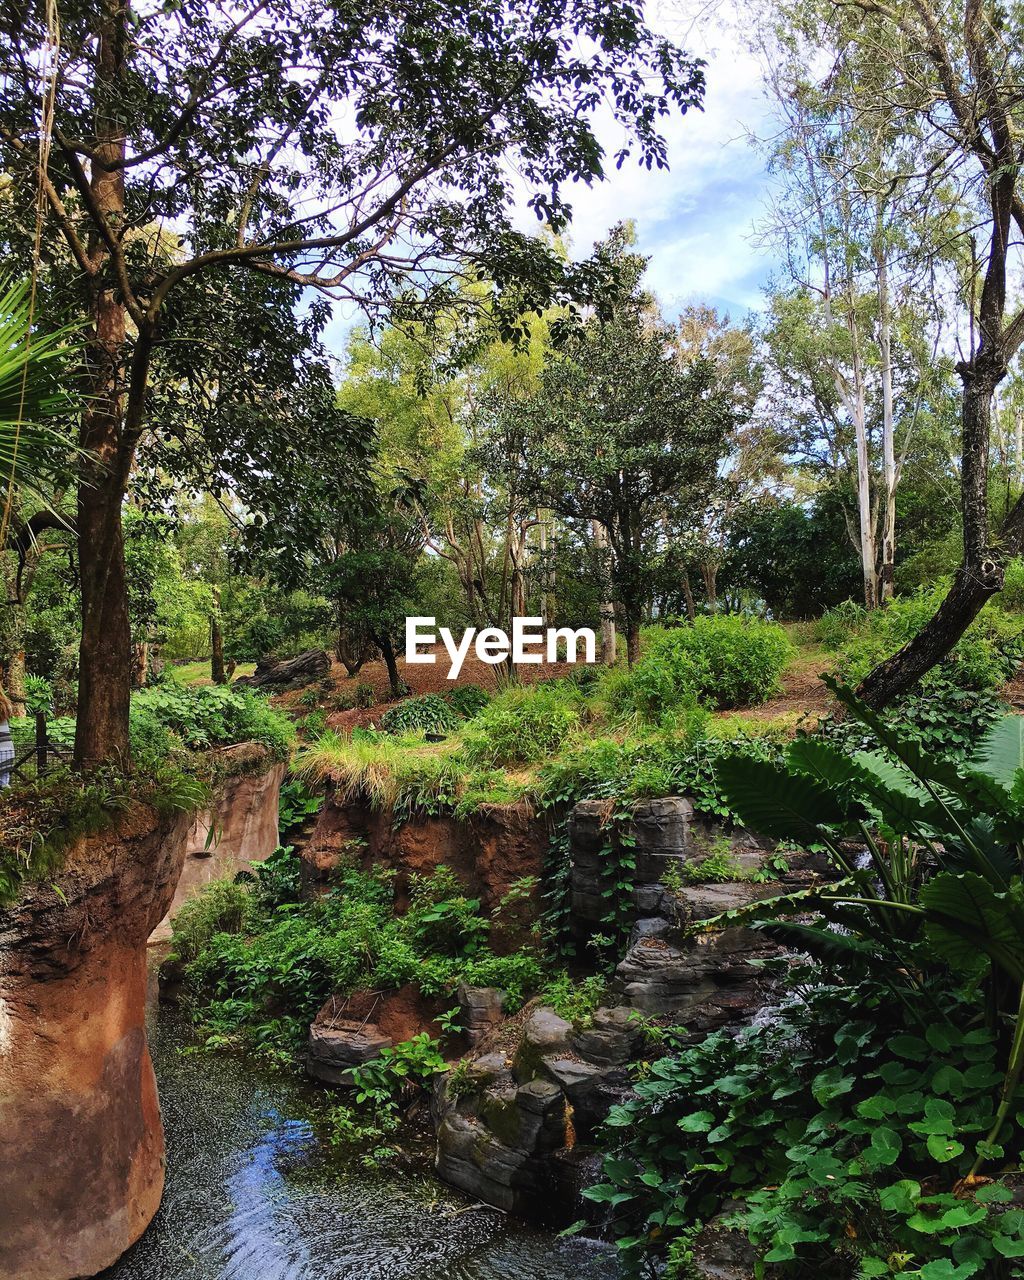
[587,689,1024,1276]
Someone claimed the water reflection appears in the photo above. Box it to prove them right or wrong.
[101,1011,620,1280]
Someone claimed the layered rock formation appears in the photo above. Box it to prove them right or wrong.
[150,743,285,944]
[302,792,548,948]
[0,805,192,1280]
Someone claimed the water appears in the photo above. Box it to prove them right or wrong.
[102,1009,620,1280]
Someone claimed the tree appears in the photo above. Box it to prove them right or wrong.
[0,0,704,766]
[763,0,1024,704]
[483,229,733,663]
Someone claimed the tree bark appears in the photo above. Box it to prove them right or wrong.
[377,633,406,698]
[210,585,226,684]
[857,367,1006,707]
[681,569,696,622]
[73,0,133,768]
[592,519,617,664]
[877,235,897,602]
[625,620,641,667]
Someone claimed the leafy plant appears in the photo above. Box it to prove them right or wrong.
[379,693,462,737]
[461,680,586,766]
[349,1033,448,1106]
[589,976,1024,1278]
[610,618,794,720]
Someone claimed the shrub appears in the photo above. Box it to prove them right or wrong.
[169,878,249,965]
[612,618,794,720]
[590,978,1024,1277]
[836,583,1024,692]
[444,684,491,719]
[461,681,585,765]
[132,683,294,757]
[379,694,462,737]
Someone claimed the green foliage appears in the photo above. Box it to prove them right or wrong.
[590,978,1024,1278]
[169,879,249,966]
[611,618,794,720]
[132,682,294,759]
[349,1033,448,1106]
[277,777,324,837]
[540,972,607,1026]
[0,761,211,905]
[461,681,585,765]
[678,835,748,884]
[181,860,544,1056]
[834,584,1024,693]
[22,674,52,716]
[379,694,462,737]
[444,684,491,720]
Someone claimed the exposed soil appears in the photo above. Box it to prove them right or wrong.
[712,648,836,729]
[273,644,584,733]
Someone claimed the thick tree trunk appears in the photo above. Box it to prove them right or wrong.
[73,0,133,768]
[76,472,133,766]
[701,561,718,614]
[856,560,1001,707]
[625,621,641,667]
[210,586,226,685]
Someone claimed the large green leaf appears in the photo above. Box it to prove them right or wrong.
[918,872,1024,982]
[972,716,1024,790]
[716,755,849,843]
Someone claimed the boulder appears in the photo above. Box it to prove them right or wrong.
[306,1018,392,1085]
[457,984,506,1046]
[234,647,330,691]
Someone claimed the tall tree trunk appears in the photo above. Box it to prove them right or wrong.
[625,620,641,667]
[591,519,617,664]
[1015,409,1023,489]
[73,0,133,768]
[877,238,897,603]
[210,586,226,685]
[858,366,1005,707]
[701,561,718,614]
[377,633,406,698]
[681,569,696,622]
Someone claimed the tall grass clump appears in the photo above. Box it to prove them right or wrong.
[609,617,794,721]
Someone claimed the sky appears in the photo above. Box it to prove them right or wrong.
[554,0,781,324]
[322,0,781,356]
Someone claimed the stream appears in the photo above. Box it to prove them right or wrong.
[100,1006,621,1280]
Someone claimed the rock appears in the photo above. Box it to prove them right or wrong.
[0,804,193,1280]
[691,1209,760,1279]
[514,1006,572,1078]
[571,1005,641,1067]
[306,1018,392,1085]
[457,984,506,1046]
[613,927,780,1024]
[234,647,330,691]
[150,748,284,945]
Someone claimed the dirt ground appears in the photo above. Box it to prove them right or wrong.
[273,644,585,732]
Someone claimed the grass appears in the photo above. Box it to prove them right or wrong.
[166,660,257,687]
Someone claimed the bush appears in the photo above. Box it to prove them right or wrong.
[444,684,491,719]
[379,694,462,737]
[461,681,585,765]
[590,978,1024,1278]
[132,682,294,757]
[611,617,794,720]
[169,878,249,965]
[835,584,1024,692]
